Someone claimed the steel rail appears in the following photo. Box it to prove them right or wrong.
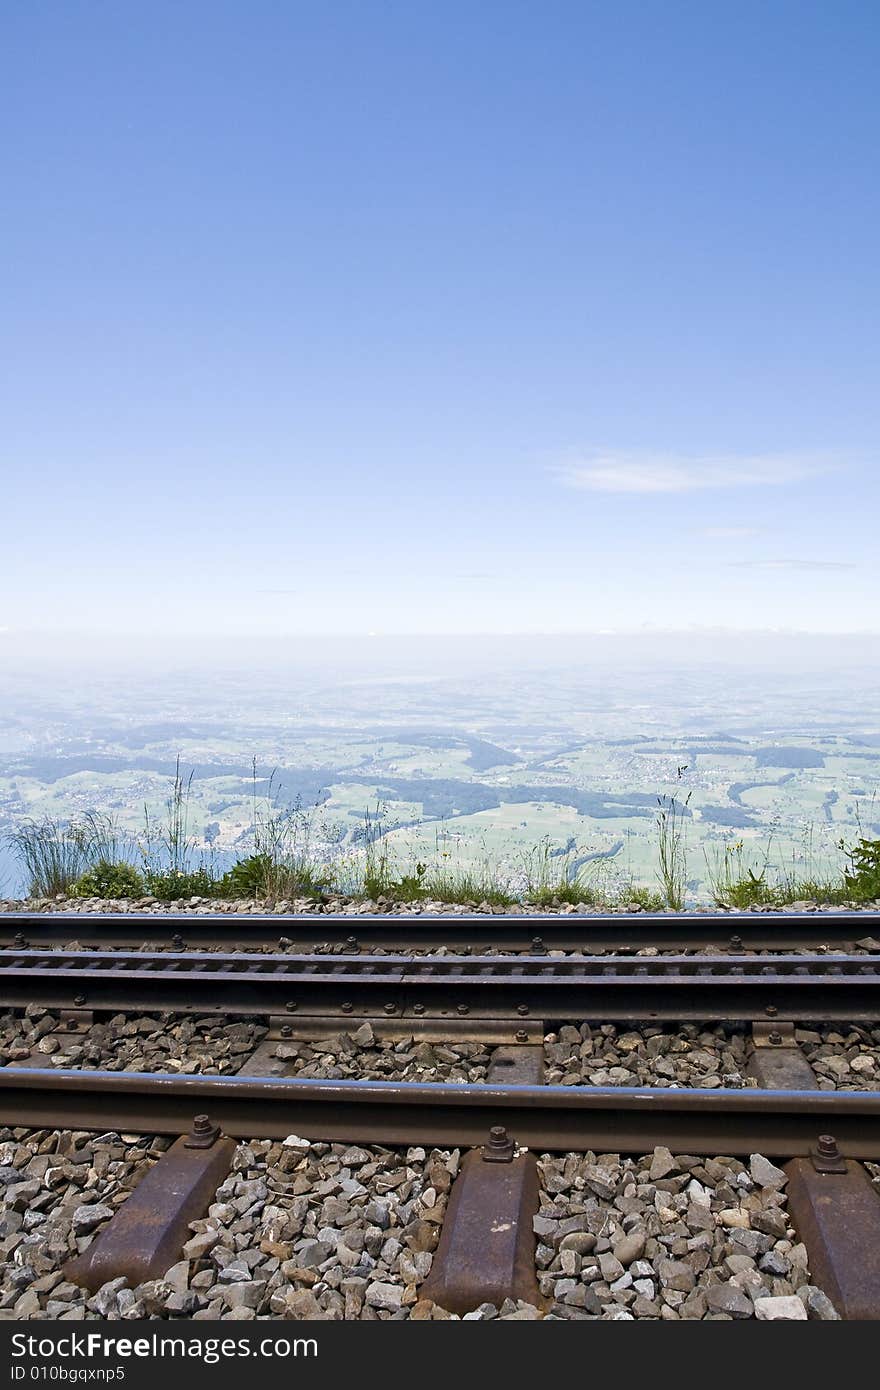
[2,1067,879,1157]
[1,909,877,953]
[3,948,880,1020]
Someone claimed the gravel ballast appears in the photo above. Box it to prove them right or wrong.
[5,1010,880,1091]
[534,1148,840,1320]
[0,1129,842,1320]
[3,896,879,918]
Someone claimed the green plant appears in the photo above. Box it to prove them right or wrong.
[216,852,331,901]
[655,783,691,910]
[520,836,603,906]
[139,755,219,897]
[423,862,516,906]
[71,858,144,899]
[140,755,199,876]
[705,830,848,908]
[704,840,775,907]
[8,812,128,898]
[222,762,335,900]
[359,802,400,899]
[144,867,219,901]
[612,883,665,911]
[842,836,880,903]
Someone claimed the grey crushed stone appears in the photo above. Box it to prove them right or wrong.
[535,1147,840,1320]
[0,1009,490,1083]
[545,1023,754,1089]
[3,898,879,931]
[0,1128,847,1321]
[0,1009,266,1075]
[5,1009,879,1092]
[0,1129,509,1320]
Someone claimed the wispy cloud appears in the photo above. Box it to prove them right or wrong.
[556,451,827,494]
[728,560,856,571]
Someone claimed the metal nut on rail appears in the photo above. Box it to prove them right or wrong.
[482,1126,516,1164]
[184,1113,221,1150]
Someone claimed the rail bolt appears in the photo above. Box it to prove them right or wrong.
[280,1024,292,1038]
[285,1001,298,1012]
[768,1031,783,1046]
[456,1004,470,1016]
[73,994,86,1007]
[517,1004,529,1016]
[764,1004,778,1017]
[515,1029,529,1043]
[413,1003,426,1015]
[185,1113,221,1150]
[341,1002,354,1014]
[482,1125,516,1164]
[384,1003,398,1015]
[817,1134,841,1160]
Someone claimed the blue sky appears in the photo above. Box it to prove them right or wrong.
[2,0,878,639]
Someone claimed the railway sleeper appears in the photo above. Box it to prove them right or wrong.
[419,1130,545,1315]
[64,1115,236,1293]
[746,1021,820,1090]
[745,1020,880,1318]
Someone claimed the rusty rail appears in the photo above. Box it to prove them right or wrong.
[2,948,880,1020]
[2,1067,880,1156]
[1,909,877,953]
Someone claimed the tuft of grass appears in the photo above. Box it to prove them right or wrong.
[139,755,220,899]
[610,883,665,911]
[704,841,774,907]
[422,863,516,907]
[217,763,337,902]
[140,756,201,877]
[357,802,409,900]
[705,836,850,908]
[655,785,691,910]
[8,812,129,899]
[520,836,604,907]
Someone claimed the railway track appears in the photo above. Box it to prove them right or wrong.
[4,912,880,1320]
[3,947,880,1020]
[2,907,878,953]
[1,1065,878,1154]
